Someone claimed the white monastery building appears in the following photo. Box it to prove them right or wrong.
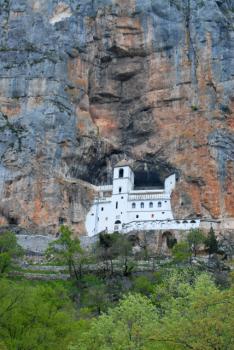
[85,161,200,236]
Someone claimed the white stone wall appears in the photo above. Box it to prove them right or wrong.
[127,194,173,222]
[85,199,111,236]
[164,174,176,194]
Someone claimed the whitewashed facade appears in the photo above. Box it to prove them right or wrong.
[85,162,200,236]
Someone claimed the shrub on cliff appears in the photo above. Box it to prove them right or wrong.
[95,232,134,276]
[172,241,191,263]
[187,228,206,257]
[46,225,84,280]
[205,227,219,256]
[0,231,23,274]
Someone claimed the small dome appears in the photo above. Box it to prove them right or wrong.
[115,159,133,168]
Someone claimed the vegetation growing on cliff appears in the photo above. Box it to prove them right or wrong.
[0,231,23,274]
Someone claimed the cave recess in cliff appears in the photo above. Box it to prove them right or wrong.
[134,169,164,189]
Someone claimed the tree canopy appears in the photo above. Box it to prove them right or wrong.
[205,226,219,256]
[0,279,79,350]
[0,231,23,274]
[187,229,206,257]
[71,272,234,350]
[47,225,83,280]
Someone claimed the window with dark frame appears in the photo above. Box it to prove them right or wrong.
[119,168,124,178]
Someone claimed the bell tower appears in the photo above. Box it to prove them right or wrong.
[112,160,134,195]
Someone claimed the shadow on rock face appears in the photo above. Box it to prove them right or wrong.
[72,153,178,188]
[133,165,163,188]
[133,160,177,188]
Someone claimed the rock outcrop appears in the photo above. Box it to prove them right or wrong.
[0,0,233,235]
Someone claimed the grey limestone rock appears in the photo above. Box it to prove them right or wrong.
[0,0,233,235]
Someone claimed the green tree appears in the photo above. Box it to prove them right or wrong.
[81,274,109,315]
[72,272,234,350]
[73,294,157,350]
[96,232,119,275]
[187,228,206,257]
[0,279,79,350]
[0,231,23,274]
[172,240,191,263]
[152,268,199,313]
[205,226,219,256]
[115,234,134,276]
[151,274,234,350]
[132,275,155,297]
[47,225,83,280]
[96,233,133,276]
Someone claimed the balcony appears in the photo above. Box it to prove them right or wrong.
[128,193,169,201]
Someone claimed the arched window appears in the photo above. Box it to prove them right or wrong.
[115,220,121,224]
[141,202,144,208]
[119,187,122,193]
[149,202,153,208]
[132,202,136,209]
[119,168,124,178]
[158,202,162,208]
[136,215,139,218]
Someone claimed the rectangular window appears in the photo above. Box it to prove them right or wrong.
[116,202,118,209]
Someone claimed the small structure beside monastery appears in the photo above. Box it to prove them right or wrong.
[85,160,200,236]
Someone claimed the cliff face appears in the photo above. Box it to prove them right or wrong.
[0,0,233,235]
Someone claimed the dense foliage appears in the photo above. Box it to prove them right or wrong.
[0,279,78,350]
[0,229,233,350]
[70,271,234,350]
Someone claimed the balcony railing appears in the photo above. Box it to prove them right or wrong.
[121,219,200,233]
[128,193,169,201]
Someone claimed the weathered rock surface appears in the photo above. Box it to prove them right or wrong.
[0,0,233,235]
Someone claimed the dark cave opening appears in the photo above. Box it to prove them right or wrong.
[84,164,165,188]
[69,154,177,189]
[8,217,18,225]
[134,168,163,189]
